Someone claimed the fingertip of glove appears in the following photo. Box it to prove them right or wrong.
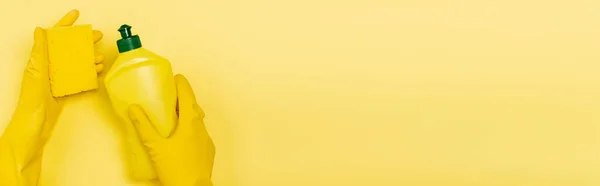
[68,9,80,17]
[174,74,185,80]
[92,30,103,42]
[34,27,45,39]
[95,64,104,73]
[34,27,43,34]
[174,74,192,90]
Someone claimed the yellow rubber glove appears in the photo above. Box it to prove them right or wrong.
[128,75,215,186]
[0,10,104,186]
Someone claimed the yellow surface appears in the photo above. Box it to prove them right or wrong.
[105,47,178,180]
[3,0,600,186]
[47,24,97,97]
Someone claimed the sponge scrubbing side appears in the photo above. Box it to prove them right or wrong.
[47,25,97,98]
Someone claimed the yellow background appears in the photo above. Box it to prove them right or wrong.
[2,0,600,185]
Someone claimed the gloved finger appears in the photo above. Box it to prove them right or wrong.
[174,74,198,115]
[128,105,162,144]
[32,27,46,53]
[54,9,79,27]
[93,30,103,43]
[95,64,104,73]
[95,51,104,73]
[95,52,104,64]
[27,27,48,72]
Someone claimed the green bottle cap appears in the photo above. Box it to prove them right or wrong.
[117,24,142,53]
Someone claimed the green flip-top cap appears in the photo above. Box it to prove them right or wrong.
[117,24,142,53]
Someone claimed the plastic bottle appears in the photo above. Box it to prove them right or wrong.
[104,24,178,180]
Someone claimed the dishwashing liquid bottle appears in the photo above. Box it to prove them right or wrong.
[104,24,178,180]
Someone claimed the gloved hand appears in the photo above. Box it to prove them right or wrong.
[128,75,215,186]
[0,10,104,186]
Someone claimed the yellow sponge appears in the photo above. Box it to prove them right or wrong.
[47,25,97,97]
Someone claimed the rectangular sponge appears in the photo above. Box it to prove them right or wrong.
[47,24,97,98]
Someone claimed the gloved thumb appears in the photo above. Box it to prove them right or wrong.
[128,105,162,144]
[26,27,48,73]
